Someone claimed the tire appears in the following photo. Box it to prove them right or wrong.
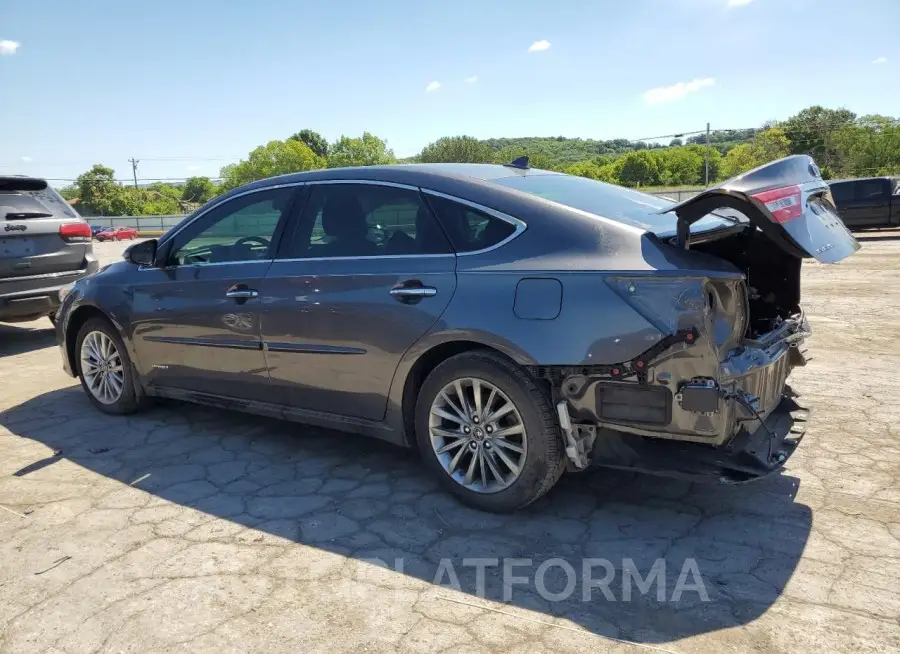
[75,317,147,415]
[415,350,566,513]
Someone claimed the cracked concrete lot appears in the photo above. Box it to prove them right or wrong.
[1,236,899,653]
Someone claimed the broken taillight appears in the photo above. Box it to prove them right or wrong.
[59,222,92,242]
[751,185,803,224]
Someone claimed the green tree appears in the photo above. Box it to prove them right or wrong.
[147,183,182,202]
[657,146,705,185]
[290,129,329,158]
[752,127,791,163]
[327,132,396,168]
[142,187,183,215]
[493,146,556,170]
[616,151,663,186]
[566,161,618,183]
[221,139,325,190]
[181,176,218,204]
[780,105,856,174]
[720,144,757,179]
[58,184,78,201]
[831,115,900,177]
[720,128,791,179]
[418,136,496,163]
[75,164,120,215]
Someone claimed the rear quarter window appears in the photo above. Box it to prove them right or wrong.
[425,195,517,253]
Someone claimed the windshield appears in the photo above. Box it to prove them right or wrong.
[492,173,737,235]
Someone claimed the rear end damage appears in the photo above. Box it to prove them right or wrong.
[535,155,857,483]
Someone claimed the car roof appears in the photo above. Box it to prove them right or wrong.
[243,163,563,191]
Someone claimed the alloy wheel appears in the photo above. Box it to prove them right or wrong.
[80,331,125,405]
[428,377,527,493]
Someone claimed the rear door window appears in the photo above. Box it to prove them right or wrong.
[285,184,452,259]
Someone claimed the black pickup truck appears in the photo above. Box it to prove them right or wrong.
[828,176,900,230]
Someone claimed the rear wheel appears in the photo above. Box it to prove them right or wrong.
[75,317,146,414]
[415,351,566,513]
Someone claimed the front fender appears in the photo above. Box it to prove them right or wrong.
[58,279,142,380]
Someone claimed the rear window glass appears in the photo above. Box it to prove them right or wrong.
[0,187,80,220]
[491,174,729,234]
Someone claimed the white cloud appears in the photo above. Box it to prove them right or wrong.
[642,77,715,105]
[464,75,478,83]
[528,40,551,52]
[0,40,20,55]
[20,156,32,163]
[727,0,753,7]
[872,56,888,65]
[425,81,441,93]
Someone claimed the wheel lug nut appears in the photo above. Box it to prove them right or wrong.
[463,426,471,434]
[469,442,478,450]
[486,425,493,433]
[473,416,479,423]
[484,441,492,449]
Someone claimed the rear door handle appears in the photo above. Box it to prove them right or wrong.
[390,287,437,298]
[226,288,258,299]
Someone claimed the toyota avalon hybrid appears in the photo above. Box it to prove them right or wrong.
[55,156,859,512]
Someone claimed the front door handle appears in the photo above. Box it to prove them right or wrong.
[390,286,437,299]
[225,288,258,299]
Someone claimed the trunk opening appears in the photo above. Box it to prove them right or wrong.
[693,228,801,339]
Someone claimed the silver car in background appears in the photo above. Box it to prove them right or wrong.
[0,176,98,324]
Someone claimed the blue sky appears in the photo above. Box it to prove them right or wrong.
[1,0,897,185]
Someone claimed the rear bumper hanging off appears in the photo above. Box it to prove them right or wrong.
[584,390,809,483]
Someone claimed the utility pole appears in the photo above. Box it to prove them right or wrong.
[128,158,140,189]
[704,123,711,187]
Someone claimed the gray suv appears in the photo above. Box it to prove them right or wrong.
[0,176,98,323]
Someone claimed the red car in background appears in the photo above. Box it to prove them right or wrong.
[96,226,138,242]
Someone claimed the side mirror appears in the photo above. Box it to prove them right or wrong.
[124,239,157,266]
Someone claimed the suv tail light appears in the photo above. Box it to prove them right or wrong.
[751,185,803,224]
[59,222,92,242]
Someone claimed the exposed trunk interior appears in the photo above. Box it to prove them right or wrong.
[693,227,802,338]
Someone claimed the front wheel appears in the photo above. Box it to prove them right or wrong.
[75,317,146,415]
[415,351,566,513]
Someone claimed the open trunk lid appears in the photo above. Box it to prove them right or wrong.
[663,155,860,264]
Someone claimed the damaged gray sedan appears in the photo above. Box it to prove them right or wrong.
[55,155,859,512]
